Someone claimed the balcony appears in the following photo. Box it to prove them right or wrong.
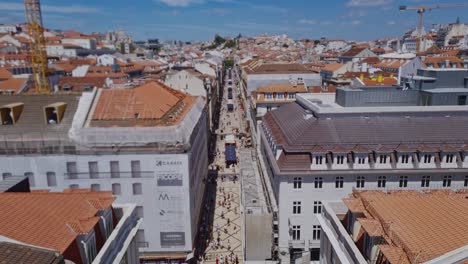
[288,240,305,249]
[308,240,320,249]
[64,171,155,180]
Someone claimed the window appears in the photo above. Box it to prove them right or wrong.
[399,176,408,188]
[293,177,302,189]
[464,176,468,187]
[443,176,452,187]
[66,162,77,179]
[293,201,302,215]
[445,154,454,163]
[47,172,57,187]
[357,157,366,164]
[91,184,100,192]
[112,183,121,195]
[136,206,144,218]
[2,172,12,180]
[266,93,272,99]
[335,176,344,189]
[23,172,35,187]
[315,156,323,165]
[379,155,387,164]
[401,155,410,164]
[85,235,97,264]
[313,201,322,214]
[136,229,148,248]
[356,176,365,188]
[312,225,321,240]
[421,176,430,188]
[133,183,143,195]
[110,161,120,178]
[69,184,79,189]
[89,161,99,179]
[288,93,295,99]
[337,155,345,164]
[458,95,467,105]
[131,160,141,178]
[423,154,432,163]
[277,93,284,99]
[314,177,323,188]
[378,176,386,188]
[291,225,301,240]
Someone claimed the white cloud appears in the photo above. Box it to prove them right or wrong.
[351,20,361,25]
[346,0,392,7]
[0,2,99,13]
[298,19,317,25]
[156,0,204,7]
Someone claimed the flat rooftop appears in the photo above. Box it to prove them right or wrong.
[296,93,468,116]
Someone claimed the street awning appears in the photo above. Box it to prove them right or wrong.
[225,145,237,162]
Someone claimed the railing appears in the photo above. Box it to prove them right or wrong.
[308,240,320,249]
[64,171,155,180]
[137,241,149,248]
[288,240,306,249]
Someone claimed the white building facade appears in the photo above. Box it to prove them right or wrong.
[0,88,209,260]
[259,93,468,263]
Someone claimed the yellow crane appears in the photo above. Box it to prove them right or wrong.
[399,3,468,53]
[24,0,50,93]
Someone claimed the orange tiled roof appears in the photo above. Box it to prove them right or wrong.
[0,78,28,93]
[322,62,344,73]
[0,191,114,254]
[346,190,468,263]
[92,81,196,126]
[0,67,13,79]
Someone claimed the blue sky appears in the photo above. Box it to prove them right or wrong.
[1,0,467,41]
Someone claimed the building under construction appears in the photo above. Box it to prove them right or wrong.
[0,81,209,263]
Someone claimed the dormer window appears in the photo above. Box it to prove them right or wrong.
[277,93,284,99]
[315,156,323,165]
[445,154,454,163]
[44,102,67,125]
[423,154,432,163]
[337,155,345,164]
[0,103,24,125]
[266,93,272,99]
[401,154,410,164]
[288,93,295,99]
[379,155,387,164]
[357,157,366,164]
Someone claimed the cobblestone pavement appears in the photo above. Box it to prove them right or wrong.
[196,70,245,264]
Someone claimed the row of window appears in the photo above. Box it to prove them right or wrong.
[290,225,321,241]
[312,153,460,165]
[292,175,468,189]
[76,182,144,196]
[66,160,142,178]
[292,201,322,215]
[264,93,296,100]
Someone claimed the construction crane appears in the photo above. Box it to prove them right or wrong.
[399,3,468,53]
[24,0,50,93]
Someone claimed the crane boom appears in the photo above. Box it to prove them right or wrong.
[399,3,468,53]
[24,0,50,94]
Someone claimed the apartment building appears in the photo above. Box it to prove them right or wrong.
[241,62,321,96]
[0,179,141,264]
[0,81,208,262]
[259,90,468,263]
[250,83,308,121]
[319,190,468,264]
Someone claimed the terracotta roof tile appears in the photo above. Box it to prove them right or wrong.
[347,190,468,263]
[0,78,28,93]
[256,83,307,93]
[91,81,196,127]
[0,67,13,79]
[0,191,114,254]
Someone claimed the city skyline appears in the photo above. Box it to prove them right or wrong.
[1,0,468,41]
